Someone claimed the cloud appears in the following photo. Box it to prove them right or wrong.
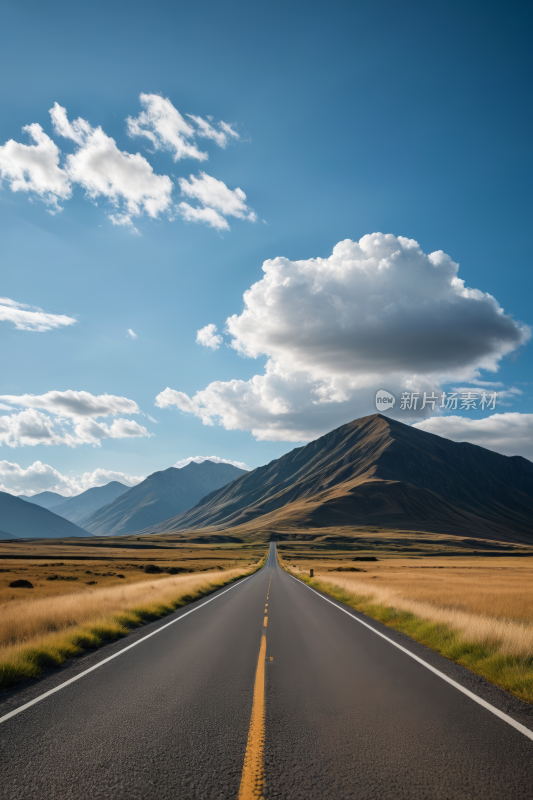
[0,409,151,448]
[196,324,223,350]
[0,460,144,497]
[155,233,530,441]
[186,114,239,148]
[1,98,254,233]
[0,123,71,211]
[127,329,138,339]
[413,413,533,461]
[178,202,229,230]
[173,455,250,470]
[126,94,207,162]
[0,296,76,332]
[0,390,140,419]
[178,172,256,227]
[51,103,173,228]
[0,391,151,448]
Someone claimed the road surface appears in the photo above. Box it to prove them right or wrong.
[1,542,533,799]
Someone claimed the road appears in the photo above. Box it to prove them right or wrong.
[1,543,533,799]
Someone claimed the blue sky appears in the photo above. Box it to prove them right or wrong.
[1,0,531,496]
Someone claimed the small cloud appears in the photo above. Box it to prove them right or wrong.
[0,296,76,332]
[196,323,223,350]
[127,329,138,339]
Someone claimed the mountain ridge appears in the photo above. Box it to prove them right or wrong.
[81,460,248,536]
[0,492,91,539]
[137,414,533,543]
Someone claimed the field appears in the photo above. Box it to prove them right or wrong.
[0,536,266,689]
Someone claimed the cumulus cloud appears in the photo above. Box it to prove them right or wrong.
[126,94,207,162]
[0,390,140,419]
[0,460,144,497]
[155,233,530,441]
[196,324,223,350]
[186,114,239,148]
[0,123,71,211]
[178,172,256,227]
[174,455,250,470]
[0,390,151,448]
[0,296,76,332]
[0,409,150,448]
[127,329,138,339]
[413,413,533,461]
[51,103,174,228]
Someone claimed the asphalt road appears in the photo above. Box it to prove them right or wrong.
[1,543,533,799]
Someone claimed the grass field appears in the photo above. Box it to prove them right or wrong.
[0,537,266,690]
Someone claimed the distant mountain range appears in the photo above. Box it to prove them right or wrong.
[0,492,90,539]
[138,414,533,544]
[20,490,67,510]
[47,481,129,526]
[80,461,247,536]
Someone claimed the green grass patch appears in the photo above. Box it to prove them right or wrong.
[294,571,533,705]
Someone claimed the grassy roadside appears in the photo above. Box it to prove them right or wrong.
[281,562,533,705]
[0,557,266,691]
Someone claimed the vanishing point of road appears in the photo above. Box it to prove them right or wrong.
[1,543,533,799]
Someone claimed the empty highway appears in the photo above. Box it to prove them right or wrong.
[1,543,533,799]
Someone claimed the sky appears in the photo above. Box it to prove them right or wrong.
[0,0,531,496]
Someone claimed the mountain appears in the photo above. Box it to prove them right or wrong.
[138,414,533,544]
[81,461,247,536]
[19,491,67,509]
[50,481,129,526]
[0,492,91,539]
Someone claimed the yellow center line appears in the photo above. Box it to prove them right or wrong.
[238,632,267,800]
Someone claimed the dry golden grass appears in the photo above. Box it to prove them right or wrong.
[0,562,262,689]
[318,570,533,657]
[0,568,246,649]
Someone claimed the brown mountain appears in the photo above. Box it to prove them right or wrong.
[138,414,533,544]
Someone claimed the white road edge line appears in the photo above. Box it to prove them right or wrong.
[0,571,259,726]
[288,572,533,742]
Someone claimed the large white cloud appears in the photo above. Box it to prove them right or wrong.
[126,94,208,162]
[0,460,144,497]
[156,233,530,441]
[0,123,71,211]
[173,455,250,470]
[0,296,76,332]
[413,413,533,461]
[51,103,173,229]
[178,172,256,226]
[0,390,140,419]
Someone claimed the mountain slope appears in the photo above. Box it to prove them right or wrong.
[140,414,533,544]
[81,461,247,536]
[0,492,91,539]
[51,481,129,526]
[19,491,66,510]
